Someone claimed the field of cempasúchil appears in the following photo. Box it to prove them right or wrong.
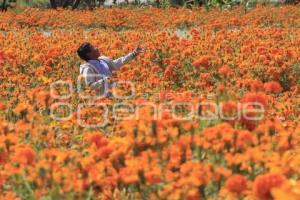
[0,5,300,200]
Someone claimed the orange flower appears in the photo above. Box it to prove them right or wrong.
[36,90,51,107]
[236,130,254,148]
[200,73,211,82]
[218,65,232,76]
[0,51,5,65]
[164,65,174,78]
[85,132,108,148]
[217,85,225,92]
[145,168,161,184]
[253,173,286,200]
[0,151,8,165]
[259,55,268,62]
[170,58,179,66]
[263,81,282,94]
[241,92,268,109]
[97,146,113,158]
[249,80,264,92]
[226,174,247,194]
[221,101,238,116]
[240,106,262,130]
[272,180,300,200]
[241,45,251,54]
[0,51,4,59]
[0,102,6,111]
[187,188,201,200]
[159,90,173,101]
[193,55,210,68]
[13,103,29,116]
[119,167,139,184]
[190,28,200,36]
[0,172,5,187]
[14,145,36,165]
[257,47,267,55]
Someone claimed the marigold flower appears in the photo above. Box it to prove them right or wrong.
[226,174,247,194]
[218,65,232,76]
[145,168,161,184]
[249,80,264,92]
[263,81,282,94]
[85,132,107,148]
[240,106,262,130]
[14,146,36,165]
[193,55,210,68]
[13,103,29,116]
[0,51,5,61]
[236,130,253,148]
[170,58,179,66]
[221,101,238,116]
[97,146,113,158]
[187,188,201,200]
[241,45,251,54]
[200,73,210,81]
[253,173,286,200]
[0,102,6,111]
[191,28,200,36]
[0,173,5,187]
[241,92,268,108]
[271,180,300,200]
[164,66,174,78]
[119,167,139,184]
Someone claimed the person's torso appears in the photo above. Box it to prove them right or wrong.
[88,59,112,77]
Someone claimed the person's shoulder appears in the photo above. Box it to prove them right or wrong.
[79,62,93,73]
[99,55,112,62]
[80,62,90,69]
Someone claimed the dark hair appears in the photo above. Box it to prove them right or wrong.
[77,42,92,61]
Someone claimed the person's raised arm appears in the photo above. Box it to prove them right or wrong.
[111,46,145,70]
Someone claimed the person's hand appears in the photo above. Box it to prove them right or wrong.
[133,45,145,57]
[104,76,114,85]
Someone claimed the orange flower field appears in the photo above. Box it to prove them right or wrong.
[0,5,300,200]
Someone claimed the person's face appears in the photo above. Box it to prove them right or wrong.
[87,45,100,60]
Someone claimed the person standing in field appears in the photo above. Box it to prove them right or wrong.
[77,42,144,97]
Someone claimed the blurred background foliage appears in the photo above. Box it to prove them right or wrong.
[0,0,298,10]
